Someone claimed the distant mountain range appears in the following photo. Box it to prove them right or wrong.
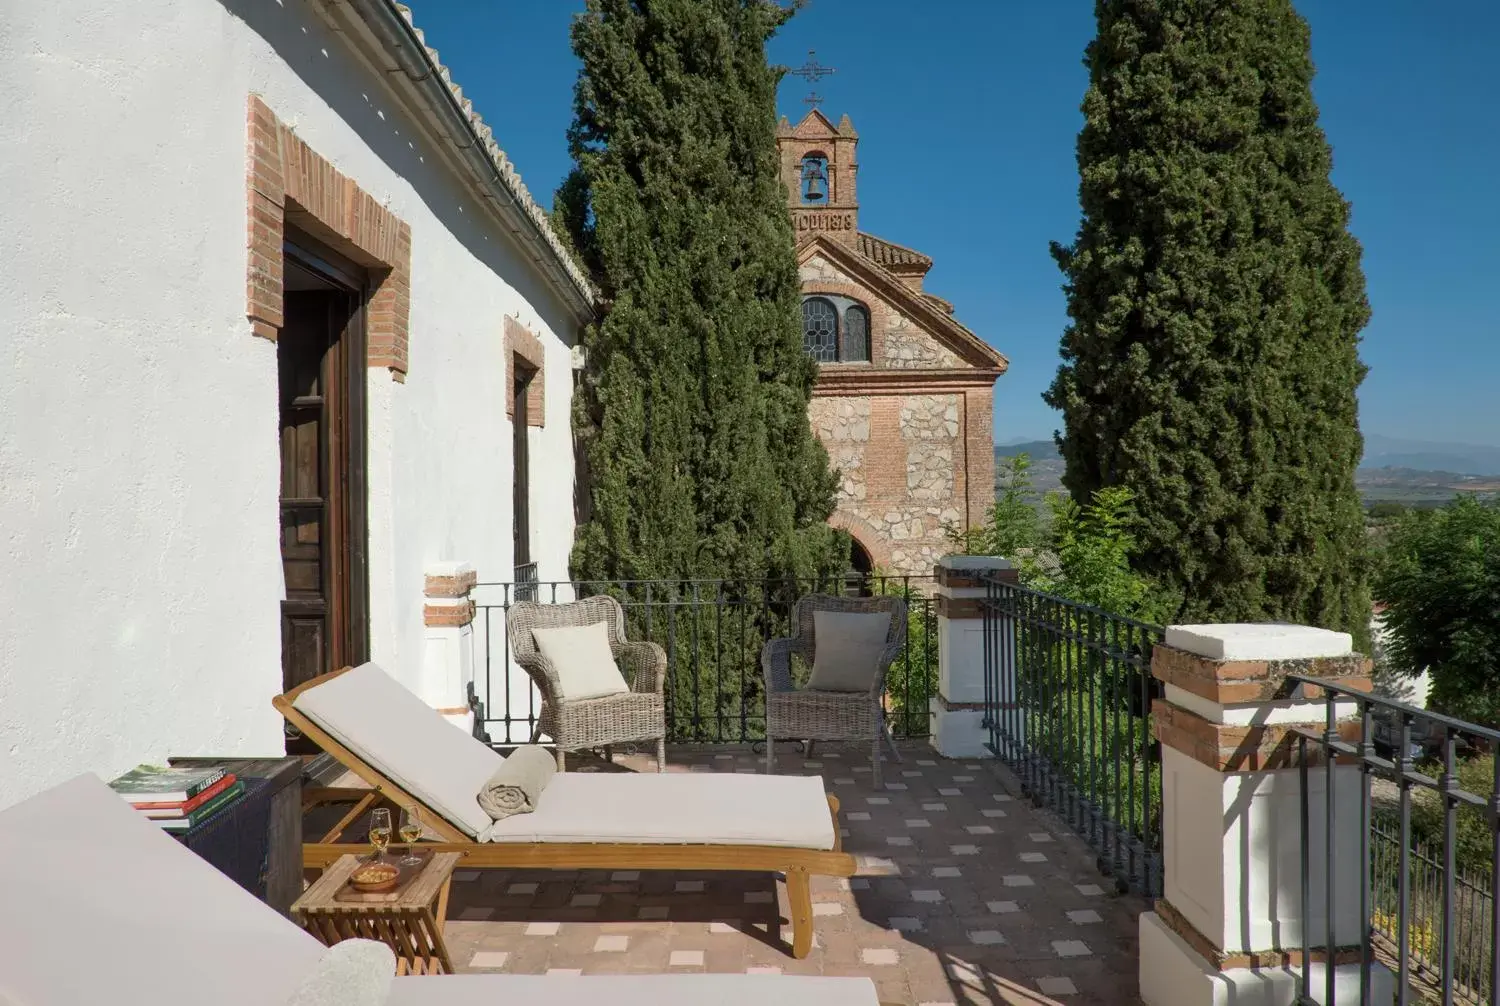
[997,433,1500,476]
[1360,433,1500,477]
[995,439,1062,461]
[995,433,1500,507]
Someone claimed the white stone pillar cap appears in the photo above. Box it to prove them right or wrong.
[1164,623,1353,661]
[425,561,473,578]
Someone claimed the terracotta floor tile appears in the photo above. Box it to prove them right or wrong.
[435,743,1144,1003]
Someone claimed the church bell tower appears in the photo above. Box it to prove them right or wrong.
[776,110,860,249]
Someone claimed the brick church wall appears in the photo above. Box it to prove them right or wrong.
[809,391,967,577]
[801,255,984,577]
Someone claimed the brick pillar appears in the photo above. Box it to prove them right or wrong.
[930,555,1016,758]
[1139,624,1395,1005]
[422,562,477,735]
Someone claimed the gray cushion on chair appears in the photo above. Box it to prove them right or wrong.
[807,609,891,691]
[483,772,836,850]
[0,774,325,1006]
[293,663,504,839]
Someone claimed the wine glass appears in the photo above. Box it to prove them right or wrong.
[398,806,423,866]
[369,807,392,861]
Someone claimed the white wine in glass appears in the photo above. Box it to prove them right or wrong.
[369,808,392,860]
[398,806,423,866]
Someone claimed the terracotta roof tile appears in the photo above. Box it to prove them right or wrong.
[856,232,932,272]
[392,4,597,305]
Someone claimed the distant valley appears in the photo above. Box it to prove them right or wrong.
[995,434,1500,508]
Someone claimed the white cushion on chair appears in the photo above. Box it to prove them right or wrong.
[293,663,504,839]
[807,609,891,692]
[531,621,631,701]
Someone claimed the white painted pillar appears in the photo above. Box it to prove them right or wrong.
[1139,623,1396,1006]
[421,562,477,735]
[928,555,1016,759]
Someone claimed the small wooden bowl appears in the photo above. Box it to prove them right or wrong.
[349,862,400,893]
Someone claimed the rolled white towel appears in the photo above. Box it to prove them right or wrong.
[478,744,557,820]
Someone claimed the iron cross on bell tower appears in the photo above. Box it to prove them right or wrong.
[789,49,836,109]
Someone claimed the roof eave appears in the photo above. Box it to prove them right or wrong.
[320,0,599,325]
[797,236,1008,372]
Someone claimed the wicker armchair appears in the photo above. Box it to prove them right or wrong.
[762,594,907,787]
[507,595,667,772]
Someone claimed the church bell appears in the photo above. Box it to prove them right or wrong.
[801,159,827,202]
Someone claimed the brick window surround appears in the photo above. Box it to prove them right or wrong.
[505,316,545,427]
[246,95,413,380]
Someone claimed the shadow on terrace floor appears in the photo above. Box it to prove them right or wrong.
[332,742,1147,1004]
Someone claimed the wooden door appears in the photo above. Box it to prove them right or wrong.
[278,246,369,746]
[512,367,532,569]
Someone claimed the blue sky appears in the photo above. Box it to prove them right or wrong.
[406,1,1499,447]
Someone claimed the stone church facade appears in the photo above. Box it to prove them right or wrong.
[779,110,1008,577]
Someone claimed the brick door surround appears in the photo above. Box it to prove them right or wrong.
[246,95,413,380]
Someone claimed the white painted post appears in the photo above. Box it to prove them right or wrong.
[1139,623,1395,1006]
[421,562,477,735]
[929,555,1016,759]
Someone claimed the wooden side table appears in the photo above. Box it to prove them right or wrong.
[292,852,462,975]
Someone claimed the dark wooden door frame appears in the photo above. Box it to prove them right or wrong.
[281,234,370,686]
[512,362,534,568]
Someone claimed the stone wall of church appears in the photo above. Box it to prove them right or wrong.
[809,392,965,577]
[809,397,869,504]
[800,255,966,372]
[884,310,962,369]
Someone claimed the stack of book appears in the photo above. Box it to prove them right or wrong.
[108,764,245,832]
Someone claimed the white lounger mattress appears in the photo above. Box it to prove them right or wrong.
[481,772,835,849]
[0,776,873,1006]
[387,975,876,1006]
[295,663,838,850]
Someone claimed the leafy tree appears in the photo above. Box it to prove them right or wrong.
[1047,0,1372,639]
[558,0,843,587]
[1367,501,1408,521]
[954,455,1046,580]
[1374,496,1500,726]
[953,453,1169,621]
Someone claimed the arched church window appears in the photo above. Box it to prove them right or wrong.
[843,304,870,362]
[799,153,830,205]
[802,298,838,362]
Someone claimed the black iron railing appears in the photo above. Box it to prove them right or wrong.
[1371,824,1493,1002]
[513,562,539,603]
[470,575,936,746]
[980,574,1165,896]
[1291,675,1500,1006]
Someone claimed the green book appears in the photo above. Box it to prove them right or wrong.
[110,764,227,803]
[154,781,245,831]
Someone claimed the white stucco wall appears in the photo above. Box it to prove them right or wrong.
[0,0,580,807]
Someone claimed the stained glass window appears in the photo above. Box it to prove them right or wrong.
[843,304,870,362]
[802,298,838,362]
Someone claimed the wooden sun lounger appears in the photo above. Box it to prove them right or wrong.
[275,667,858,958]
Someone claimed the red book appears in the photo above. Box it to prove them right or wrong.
[131,774,237,813]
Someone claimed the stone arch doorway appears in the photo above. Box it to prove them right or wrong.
[848,536,874,577]
[843,532,879,597]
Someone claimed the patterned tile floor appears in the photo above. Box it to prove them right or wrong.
[429,744,1147,1005]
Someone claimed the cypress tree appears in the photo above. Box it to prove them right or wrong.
[557,0,843,587]
[1047,0,1372,636]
